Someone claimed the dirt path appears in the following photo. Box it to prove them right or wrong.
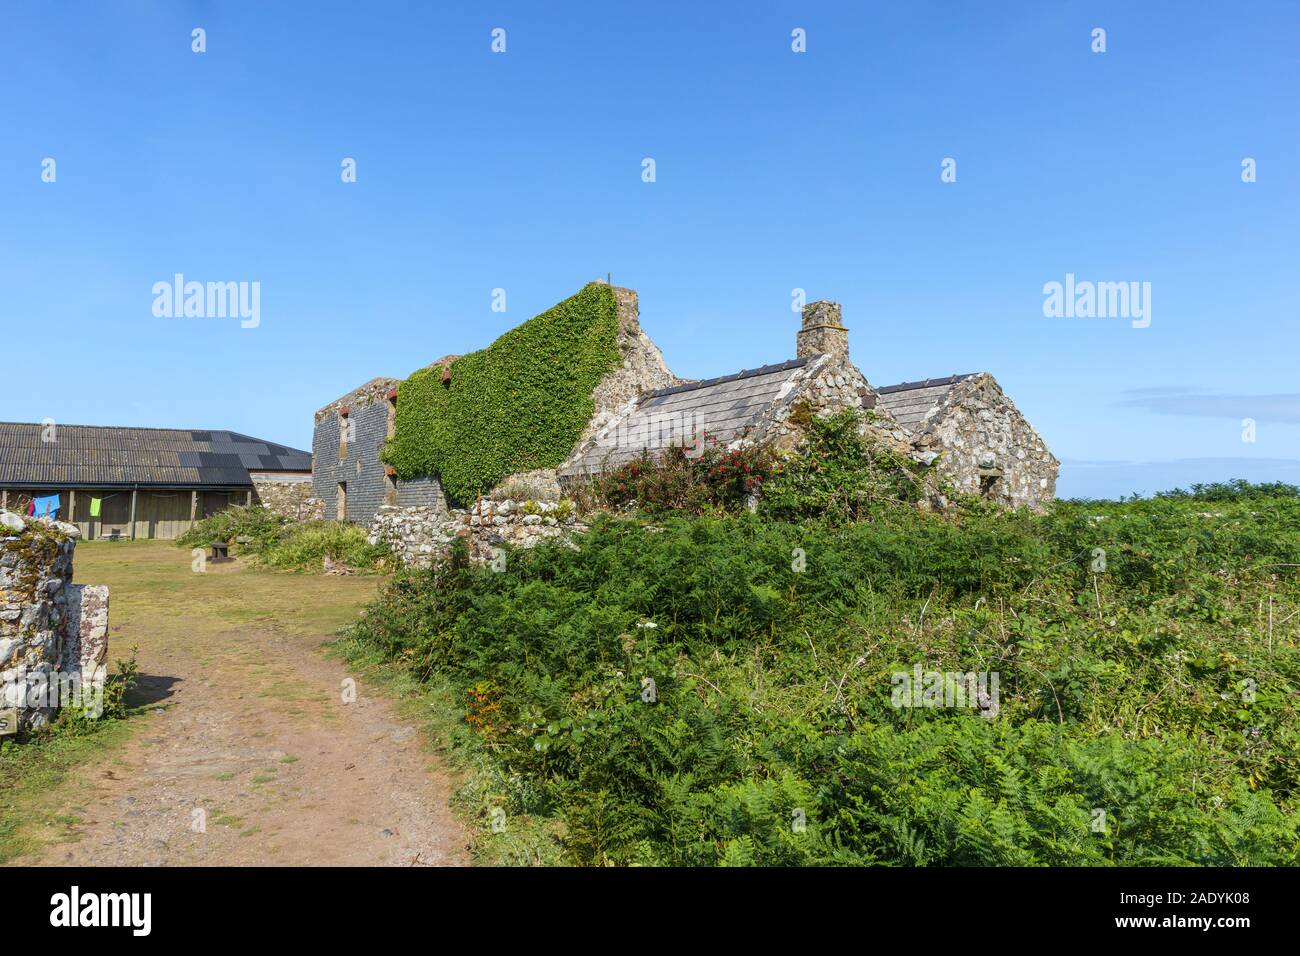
[26,541,468,867]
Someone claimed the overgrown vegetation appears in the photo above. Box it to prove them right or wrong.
[1153,479,1300,502]
[585,437,773,515]
[347,479,1300,865]
[260,522,390,571]
[581,410,930,520]
[382,282,622,505]
[176,504,289,553]
[177,506,389,571]
[760,409,931,523]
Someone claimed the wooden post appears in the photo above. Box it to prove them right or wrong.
[129,488,138,541]
[68,490,76,531]
[190,490,198,529]
[246,489,253,507]
[1,489,7,511]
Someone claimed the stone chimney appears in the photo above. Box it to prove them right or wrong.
[797,300,849,362]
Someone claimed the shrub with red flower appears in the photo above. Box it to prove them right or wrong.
[589,433,774,515]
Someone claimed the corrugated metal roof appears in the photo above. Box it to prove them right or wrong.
[875,374,974,429]
[0,422,311,489]
[559,358,814,476]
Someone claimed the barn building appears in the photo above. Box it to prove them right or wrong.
[0,422,313,539]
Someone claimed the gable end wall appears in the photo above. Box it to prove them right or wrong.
[311,397,445,525]
[913,373,1058,509]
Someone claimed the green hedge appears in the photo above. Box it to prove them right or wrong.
[383,283,621,504]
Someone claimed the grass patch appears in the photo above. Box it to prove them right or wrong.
[0,718,135,863]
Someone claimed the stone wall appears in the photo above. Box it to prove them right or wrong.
[910,373,1059,510]
[578,284,679,446]
[753,354,913,454]
[252,474,323,522]
[313,386,447,526]
[488,284,679,502]
[488,468,563,503]
[324,282,676,519]
[0,512,109,733]
[370,498,587,568]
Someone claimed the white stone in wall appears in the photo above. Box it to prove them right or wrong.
[0,512,109,732]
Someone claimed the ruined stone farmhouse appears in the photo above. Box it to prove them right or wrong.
[312,281,1057,544]
[312,283,675,525]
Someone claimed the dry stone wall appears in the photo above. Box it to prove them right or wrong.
[370,498,588,567]
[0,512,109,732]
[252,475,323,522]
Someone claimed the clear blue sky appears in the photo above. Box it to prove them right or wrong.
[2,1,1296,499]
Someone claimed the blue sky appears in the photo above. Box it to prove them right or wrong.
[1,1,1296,499]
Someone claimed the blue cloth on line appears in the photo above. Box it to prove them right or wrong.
[32,495,60,518]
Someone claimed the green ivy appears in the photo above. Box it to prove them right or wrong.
[382,283,621,504]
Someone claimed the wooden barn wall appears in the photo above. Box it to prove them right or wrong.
[1,487,253,540]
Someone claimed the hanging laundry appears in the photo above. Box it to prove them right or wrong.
[32,495,60,518]
[89,497,102,517]
[26,500,34,516]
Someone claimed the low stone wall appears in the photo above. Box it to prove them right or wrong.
[252,475,324,522]
[370,499,588,567]
[0,512,109,732]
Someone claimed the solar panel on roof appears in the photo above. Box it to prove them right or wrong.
[0,422,310,488]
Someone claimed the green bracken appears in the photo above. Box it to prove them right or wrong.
[347,481,1300,866]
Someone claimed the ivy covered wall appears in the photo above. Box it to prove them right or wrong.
[382,282,622,505]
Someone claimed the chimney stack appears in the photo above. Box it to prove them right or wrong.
[797,300,849,362]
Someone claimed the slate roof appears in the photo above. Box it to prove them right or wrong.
[875,374,974,430]
[559,357,815,477]
[0,422,312,490]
